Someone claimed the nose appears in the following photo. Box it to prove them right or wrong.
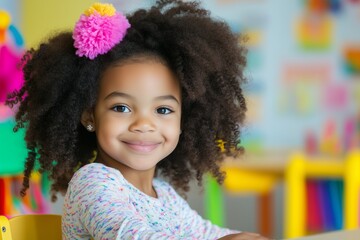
[129,114,156,133]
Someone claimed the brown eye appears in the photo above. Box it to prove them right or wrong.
[156,107,173,115]
[112,105,130,113]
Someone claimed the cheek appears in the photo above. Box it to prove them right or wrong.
[96,118,124,142]
[163,122,181,143]
[96,126,114,147]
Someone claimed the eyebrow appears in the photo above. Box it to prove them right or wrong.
[104,91,180,104]
[104,92,134,100]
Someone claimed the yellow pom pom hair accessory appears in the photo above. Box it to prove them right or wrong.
[84,3,116,17]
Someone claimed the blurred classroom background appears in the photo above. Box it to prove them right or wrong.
[1,0,360,239]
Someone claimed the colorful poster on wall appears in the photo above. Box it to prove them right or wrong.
[342,45,360,77]
[278,62,332,116]
[294,13,334,51]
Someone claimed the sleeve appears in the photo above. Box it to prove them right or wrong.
[66,168,184,240]
[175,190,240,239]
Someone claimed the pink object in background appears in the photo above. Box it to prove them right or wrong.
[322,84,348,111]
[0,45,23,102]
[0,45,24,121]
[305,130,318,155]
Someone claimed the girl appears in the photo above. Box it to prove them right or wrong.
[7,1,268,239]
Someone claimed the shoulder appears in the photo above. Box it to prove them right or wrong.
[153,178,175,195]
[68,163,127,194]
[71,163,124,182]
[153,178,186,203]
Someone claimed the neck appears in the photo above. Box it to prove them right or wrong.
[94,156,157,198]
[124,171,157,198]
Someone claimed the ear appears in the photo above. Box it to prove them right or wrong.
[81,108,95,132]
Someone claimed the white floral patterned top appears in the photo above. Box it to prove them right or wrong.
[62,163,239,240]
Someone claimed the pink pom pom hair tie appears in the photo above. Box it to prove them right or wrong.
[73,3,131,60]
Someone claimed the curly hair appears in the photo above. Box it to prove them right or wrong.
[6,0,247,201]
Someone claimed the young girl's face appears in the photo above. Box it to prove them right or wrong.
[87,60,181,175]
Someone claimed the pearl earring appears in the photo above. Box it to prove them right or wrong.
[86,124,94,132]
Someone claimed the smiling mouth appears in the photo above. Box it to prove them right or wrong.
[123,141,160,153]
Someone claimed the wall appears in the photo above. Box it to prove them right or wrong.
[21,0,95,48]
